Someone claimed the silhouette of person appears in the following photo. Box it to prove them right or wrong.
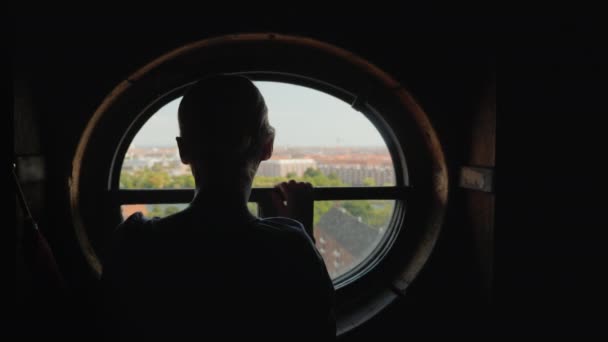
[100,74,335,339]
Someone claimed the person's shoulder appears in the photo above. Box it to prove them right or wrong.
[255,217,320,256]
[116,211,151,232]
[255,217,307,238]
[111,211,164,244]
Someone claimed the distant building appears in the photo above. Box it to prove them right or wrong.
[318,164,394,186]
[257,159,317,177]
[122,159,151,171]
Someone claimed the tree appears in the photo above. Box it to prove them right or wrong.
[147,205,164,217]
[163,206,180,216]
[365,201,394,228]
[150,162,164,172]
[168,174,195,189]
[313,201,335,227]
[120,171,135,189]
[341,200,394,229]
[342,201,373,219]
[144,171,170,189]
[362,177,376,186]
[304,168,322,178]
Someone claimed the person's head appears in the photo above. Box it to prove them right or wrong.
[176,74,275,188]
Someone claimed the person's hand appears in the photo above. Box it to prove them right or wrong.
[267,180,314,240]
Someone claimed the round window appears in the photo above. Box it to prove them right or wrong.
[118,81,400,281]
[70,33,447,335]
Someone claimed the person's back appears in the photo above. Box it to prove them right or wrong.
[102,208,334,338]
[100,74,335,339]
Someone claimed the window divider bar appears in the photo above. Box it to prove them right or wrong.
[111,186,410,204]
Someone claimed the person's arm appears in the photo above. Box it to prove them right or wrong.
[260,182,336,337]
[261,180,315,241]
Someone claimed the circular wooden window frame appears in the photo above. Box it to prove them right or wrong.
[69,33,447,335]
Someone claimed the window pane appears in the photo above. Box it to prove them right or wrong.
[120,81,394,189]
[314,200,395,279]
[117,81,399,284]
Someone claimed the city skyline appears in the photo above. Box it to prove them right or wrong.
[130,81,390,148]
[122,145,396,188]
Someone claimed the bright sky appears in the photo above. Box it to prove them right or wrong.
[130,81,388,148]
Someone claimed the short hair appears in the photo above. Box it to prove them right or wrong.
[178,74,275,166]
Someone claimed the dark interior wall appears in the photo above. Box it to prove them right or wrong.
[13,15,495,338]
